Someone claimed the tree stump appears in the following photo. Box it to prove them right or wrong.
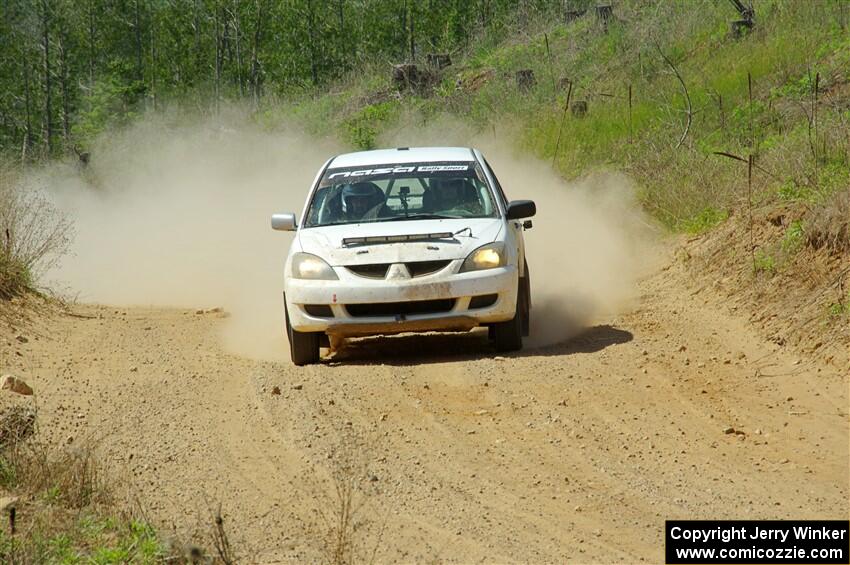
[730,19,754,37]
[565,9,586,22]
[571,100,588,117]
[392,64,421,91]
[516,69,536,92]
[426,53,452,70]
[73,145,90,167]
[595,5,614,23]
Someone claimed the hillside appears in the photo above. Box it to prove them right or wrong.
[1,0,848,562]
[280,0,850,365]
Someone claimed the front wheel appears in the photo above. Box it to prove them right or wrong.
[520,265,531,337]
[285,300,321,365]
[492,283,526,353]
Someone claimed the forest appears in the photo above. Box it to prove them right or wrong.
[0,0,571,159]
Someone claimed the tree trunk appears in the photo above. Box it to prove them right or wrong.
[150,8,157,109]
[59,32,70,144]
[193,0,202,78]
[134,0,143,82]
[401,0,407,60]
[232,1,244,95]
[428,0,436,48]
[306,0,318,85]
[250,0,266,103]
[409,0,415,61]
[22,58,33,162]
[336,0,348,64]
[88,0,96,83]
[41,0,53,155]
[215,4,222,112]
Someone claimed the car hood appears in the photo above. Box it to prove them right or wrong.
[297,218,503,265]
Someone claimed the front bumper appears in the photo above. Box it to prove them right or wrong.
[285,262,518,336]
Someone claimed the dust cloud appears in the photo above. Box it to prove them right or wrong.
[381,119,656,346]
[486,153,654,346]
[32,108,339,361]
[28,109,651,362]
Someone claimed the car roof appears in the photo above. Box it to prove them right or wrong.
[329,147,477,168]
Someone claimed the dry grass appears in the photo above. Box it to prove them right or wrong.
[302,437,386,565]
[0,405,36,449]
[0,440,109,509]
[808,187,850,253]
[0,161,74,300]
[0,406,176,564]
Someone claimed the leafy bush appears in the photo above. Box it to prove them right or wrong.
[342,101,400,150]
[780,220,805,255]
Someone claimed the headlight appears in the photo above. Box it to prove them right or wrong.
[460,242,506,272]
[291,252,338,280]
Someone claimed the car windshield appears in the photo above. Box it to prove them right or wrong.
[303,161,498,227]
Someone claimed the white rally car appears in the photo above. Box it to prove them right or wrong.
[271,147,535,365]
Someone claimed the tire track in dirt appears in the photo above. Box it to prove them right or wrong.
[6,253,848,563]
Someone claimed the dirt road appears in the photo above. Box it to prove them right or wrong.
[7,249,848,563]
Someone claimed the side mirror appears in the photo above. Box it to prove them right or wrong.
[271,213,297,231]
[506,200,536,220]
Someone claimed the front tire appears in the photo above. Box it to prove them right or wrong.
[493,283,525,353]
[285,300,321,365]
[520,260,531,337]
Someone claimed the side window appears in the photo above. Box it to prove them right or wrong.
[483,158,508,207]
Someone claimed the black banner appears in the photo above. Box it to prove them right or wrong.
[666,520,850,564]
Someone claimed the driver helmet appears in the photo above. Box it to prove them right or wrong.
[437,178,465,208]
[341,182,382,218]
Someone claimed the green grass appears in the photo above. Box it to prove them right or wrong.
[0,434,175,564]
[0,250,35,300]
[280,0,850,241]
[0,515,168,564]
[678,207,730,235]
[754,249,778,274]
[780,220,805,254]
[828,298,850,318]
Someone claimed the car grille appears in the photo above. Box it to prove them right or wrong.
[346,264,390,279]
[406,260,451,277]
[346,260,451,279]
[345,299,456,318]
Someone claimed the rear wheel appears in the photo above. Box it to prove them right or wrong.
[285,300,321,365]
[493,281,526,353]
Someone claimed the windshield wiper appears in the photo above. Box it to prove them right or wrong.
[382,213,462,221]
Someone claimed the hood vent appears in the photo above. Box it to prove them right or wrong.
[342,232,454,247]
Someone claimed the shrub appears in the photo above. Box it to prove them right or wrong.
[780,220,805,255]
[0,407,176,564]
[0,161,73,299]
[807,187,850,253]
